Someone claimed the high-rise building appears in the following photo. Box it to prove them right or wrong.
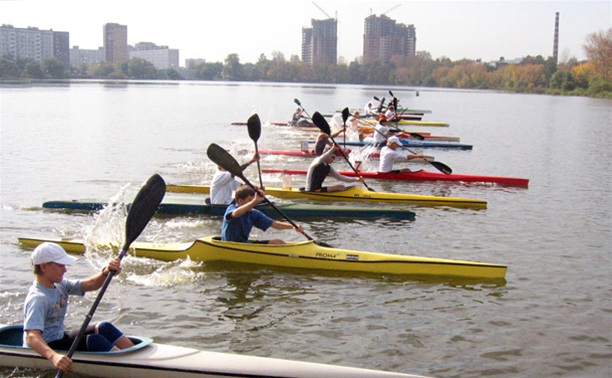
[103,23,128,64]
[0,24,70,67]
[302,18,337,66]
[363,15,416,64]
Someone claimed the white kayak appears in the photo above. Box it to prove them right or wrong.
[0,324,428,378]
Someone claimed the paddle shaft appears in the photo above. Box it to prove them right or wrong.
[238,174,314,241]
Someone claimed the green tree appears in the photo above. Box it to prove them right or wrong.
[223,53,242,80]
[25,60,44,79]
[0,57,20,78]
[126,58,157,79]
[42,57,66,79]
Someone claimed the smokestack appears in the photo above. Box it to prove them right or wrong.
[553,12,559,64]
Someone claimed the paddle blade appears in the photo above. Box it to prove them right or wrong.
[341,107,350,125]
[389,90,394,97]
[311,111,331,135]
[247,114,261,142]
[430,161,453,175]
[207,143,245,180]
[122,174,166,252]
[293,98,301,107]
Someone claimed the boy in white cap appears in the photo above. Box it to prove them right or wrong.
[23,242,134,372]
[378,136,426,173]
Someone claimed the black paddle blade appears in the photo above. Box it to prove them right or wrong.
[389,90,394,97]
[431,161,453,175]
[293,98,301,106]
[311,111,331,135]
[409,133,425,141]
[207,143,245,180]
[122,174,166,252]
[341,107,350,125]
[247,114,261,141]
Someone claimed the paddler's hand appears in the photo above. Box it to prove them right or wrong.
[294,224,304,234]
[355,176,365,183]
[52,352,72,371]
[253,190,267,204]
[105,257,122,276]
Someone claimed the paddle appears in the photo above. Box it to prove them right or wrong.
[247,113,264,188]
[372,128,453,175]
[383,90,424,141]
[55,174,166,378]
[311,111,376,191]
[341,107,349,146]
[206,143,332,247]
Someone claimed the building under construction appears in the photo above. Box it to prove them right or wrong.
[363,14,416,64]
[302,18,337,66]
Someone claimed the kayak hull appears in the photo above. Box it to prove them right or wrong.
[17,236,507,280]
[256,149,435,162]
[166,185,488,209]
[42,197,416,220]
[0,324,425,378]
[263,169,529,188]
[325,140,472,150]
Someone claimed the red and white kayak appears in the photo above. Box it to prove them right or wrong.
[263,169,529,188]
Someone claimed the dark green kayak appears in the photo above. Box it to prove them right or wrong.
[42,196,416,220]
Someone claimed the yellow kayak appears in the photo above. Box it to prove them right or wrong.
[18,235,506,280]
[166,185,487,209]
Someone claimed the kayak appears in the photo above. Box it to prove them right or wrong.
[166,185,488,209]
[256,148,435,162]
[363,119,449,127]
[17,235,507,280]
[314,139,473,150]
[263,169,529,188]
[0,324,426,378]
[42,197,417,220]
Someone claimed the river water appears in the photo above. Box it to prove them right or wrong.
[0,81,610,377]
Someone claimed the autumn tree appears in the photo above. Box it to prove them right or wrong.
[584,28,612,82]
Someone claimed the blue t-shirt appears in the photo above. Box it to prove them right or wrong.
[23,279,84,346]
[222,201,274,242]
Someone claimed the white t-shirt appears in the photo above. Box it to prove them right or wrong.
[373,123,390,144]
[210,170,241,205]
[378,146,407,172]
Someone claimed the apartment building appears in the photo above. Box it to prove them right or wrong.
[302,18,337,66]
[0,24,70,67]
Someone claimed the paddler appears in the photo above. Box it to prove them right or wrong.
[378,136,426,173]
[222,185,304,244]
[313,127,344,155]
[305,145,364,192]
[210,152,259,205]
[22,242,135,372]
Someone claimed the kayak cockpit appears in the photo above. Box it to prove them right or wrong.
[0,325,153,355]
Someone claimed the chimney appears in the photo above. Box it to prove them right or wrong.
[553,12,559,64]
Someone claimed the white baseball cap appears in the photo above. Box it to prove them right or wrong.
[31,242,78,265]
[387,136,401,145]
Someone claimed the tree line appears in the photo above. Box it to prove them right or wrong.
[1,29,610,98]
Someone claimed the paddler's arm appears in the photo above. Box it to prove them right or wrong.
[230,190,266,219]
[270,221,304,234]
[25,329,72,371]
[239,153,260,172]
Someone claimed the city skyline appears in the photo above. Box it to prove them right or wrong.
[2,0,611,65]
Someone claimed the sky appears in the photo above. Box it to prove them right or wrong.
[2,0,611,65]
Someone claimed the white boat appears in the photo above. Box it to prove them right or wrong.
[0,324,428,378]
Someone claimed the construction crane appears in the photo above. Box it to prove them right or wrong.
[382,3,401,15]
[312,1,334,19]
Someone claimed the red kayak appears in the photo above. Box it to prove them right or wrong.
[263,169,529,188]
